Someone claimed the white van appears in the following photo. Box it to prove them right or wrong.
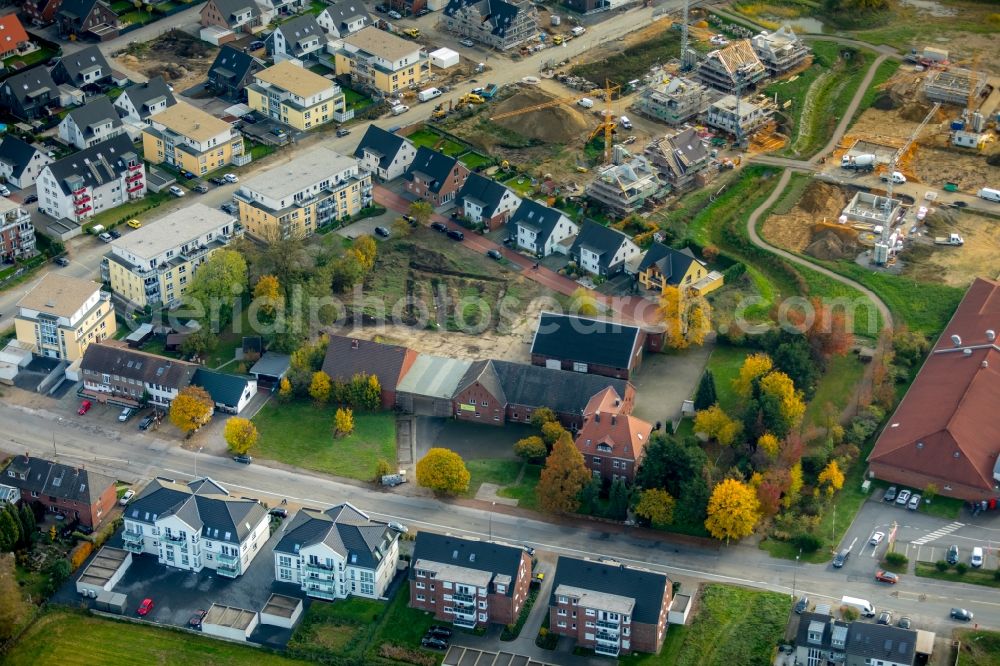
[571,26,586,36]
[418,87,442,102]
[619,115,632,130]
[391,104,409,116]
[578,98,594,109]
[971,546,984,567]
[840,595,875,617]
[880,171,906,185]
[978,187,1000,203]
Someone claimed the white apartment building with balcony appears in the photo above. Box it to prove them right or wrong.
[272,503,400,601]
[122,477,269,579]
[0,197,36,262]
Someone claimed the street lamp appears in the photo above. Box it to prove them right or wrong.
[194,446,203,478]
[792,549,801,599]
[488,501,496,542]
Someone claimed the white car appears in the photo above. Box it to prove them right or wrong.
[0,185,10,196]
[710,35,729,46]
[223,173,239,183]
[459,38,475,47]
[869,531,885,546]
[119,489,135,506]
[169,185,185,197]
[916,206,928,221]
[388,9,401,18]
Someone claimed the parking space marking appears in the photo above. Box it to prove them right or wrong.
[911,522,965,546]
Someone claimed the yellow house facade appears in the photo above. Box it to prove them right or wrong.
[235,147,372,241]
[142,101,244,176]
[246,61,345,131]
[14,273,116,361]
[334,26,427,96]
[636,243,723,297]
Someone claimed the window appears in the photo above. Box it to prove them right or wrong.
[416,582,425,589]
[557,621,567,628]
[585,609,595,616]
[416,594,425,601]
[558,609,567,616]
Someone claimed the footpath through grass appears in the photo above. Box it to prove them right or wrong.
[5,608,307,666]
[621,584,789,665]
[253,401,396,481]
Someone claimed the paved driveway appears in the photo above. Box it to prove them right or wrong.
[630,344,713,425]
[414,417,537,461]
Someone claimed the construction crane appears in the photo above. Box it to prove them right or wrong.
[679,0,690,71]
[488,95,582,121]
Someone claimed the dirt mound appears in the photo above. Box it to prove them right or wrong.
[146,63,191,82]
[491,87,592,143]
[899,100,932,123]
[798,181,848,216]
[805,228,858,261]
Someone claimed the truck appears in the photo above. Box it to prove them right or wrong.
[480,83,499,99]
[840,596,875,618]
[402,27,420,38]
[571,26,586,36]
[935,233,964,246]
[880,171,907,185]
[841,154,876,172]
[418,87,442,102]
[978,187,1000,203]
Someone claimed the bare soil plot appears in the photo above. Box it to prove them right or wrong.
[114,30,218,93]
[906,209,1000,286]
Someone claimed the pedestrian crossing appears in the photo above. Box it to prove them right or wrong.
[911,522,965,546]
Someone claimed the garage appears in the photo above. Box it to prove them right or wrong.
[202,603,259,642]
[396,355,471,417]
[76,547,132,598]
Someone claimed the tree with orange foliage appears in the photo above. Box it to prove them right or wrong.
[788,297,854,363]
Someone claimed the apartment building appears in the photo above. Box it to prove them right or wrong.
[142,101,244,176]
[633,76,712,126]
[37,135,145,223]
[548,557,672,657]
[442,0,538,51]
[409,533,533,629]
[751,25,810,77]
[57,96,125,150]
[15,274,115,361]
[584,154,660,217]
[102,203,240,308]
[246,60,345,131]
[574,387,652,484]
[79,342,198,408]
[236,147,371,240]
[643,127,710,193]
[2,454,117,528]
[335,26,428,96]
[122,477,270,579]
[272,503,400,601]
[0,198,36,262]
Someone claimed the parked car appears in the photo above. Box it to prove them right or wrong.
[24,194,38,204]
[971,546,983,567]
[118,407,134,422]
[169,185,185,197]
[271,127,287,138]
[907,493,921,510]
[223,173,239,183]
[108,229,121,239]
[248,40,264,50]
[832,548,850,568]
[794,596,809,614]
[233,454,252,464]
[221,202,239,215]
[241,114,257,124]
[180,170,195,179]
[421,637,448,650]
[98,232,113,243]
[430,222,447,232]
[126,218,142,229]
[459,38,475,47]
[54,256,70,267]
[119,489,135,505]
[447,229,464,241]
[875,570,899,584]
[269,508,288,519]
[426,625,453,639]
[139,414,156,430]
[877,610,893,625]
[388,522,408,533]
[869,531,885,546]
[895,489,911,506]
[951,608,974,621]
[137,598,154,616]
[374,226,390,238]
[388,9,402,18]
[192,182,209,193]
[0,185,10,196]
[336,128,350,137]
[78,400,92,415]
[897,616,912,629]
[417,7,430,15]
[487,249,502,260]
[947,544,959,565]
[211,176,227,185]
[189,609,207,628]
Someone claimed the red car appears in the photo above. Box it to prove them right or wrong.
[137,598,154,616]
[875,570,899,584]
[189,609,207,628]
[77,400,92,415]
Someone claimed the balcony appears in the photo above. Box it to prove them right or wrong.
[596,619,620,630]
[123,539,144,554]
[453,592,476,603]
[306,585,336,600]
[454,617,477,629]
[73,193,91,203]
[127,182,144,193]
[163,533,186,542]
[596,631,619,642]
[126,171,143,183]
[595,643,620,657]
[303,562,335,576]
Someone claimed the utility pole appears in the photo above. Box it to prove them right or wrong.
[488,501,495,541]
[792,549,802,599]
[194,446,203,478]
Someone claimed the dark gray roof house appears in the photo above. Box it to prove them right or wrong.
[530,312,644,377]
[508,198,577,256]
[442,0,537,51]
[321,334,417,407]
[56,0,119,40]
[353,125,415,181]
[80,342,197,392]
[0,135,50,188]
[404,146,461,195]
[637,243,703,285]
[42,134,140,198]
[51,45,113,90]
[410,532,526,597]
[0,66,59,120]
[548,556,671,625]
[457,172,517,219]
[191,367,257,414]
[206,0,262,28]
[58,96,124,149]
[268,14,325,60]
[317,1,371,38]
[2,454,116,520]
[569,219,639,277]
[274,503,396,569]
[114,76,176,122]
[207,45,264,102]
[794,611,917,666]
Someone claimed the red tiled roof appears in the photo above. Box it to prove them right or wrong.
[868,278,1000,496]
[575,387,652,463]
[0,15,29,50]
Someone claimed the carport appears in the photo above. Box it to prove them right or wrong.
[443,646,556,666]
[76,547,132,597]
[202,603,259,642]
[395,354,471,417]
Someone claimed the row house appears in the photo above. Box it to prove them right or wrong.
[246,60,345,131]
[0,66,58,121]
[37,134,145,223]
[15,273,115,362]
[199,0,263,35]
[456,172,521,230]
[236,147,370,240]
[207,45,264,103]
[0,198,37,262]
[404,147,469,206]
[334,26,428,97]
[122,477,270,578]
[56,0,119,40]
[57,96,124,150]
[142,101,244,177]
[79,342,198,408]
[114,76,177,125]
[316,2,371,39]
[2,454,117,528]
[51,45,113,91]
[273,503,400,601]
[353,125,416,182]
[508,198,578,257]
[409,532,532,629]
[267,14,325,61]
[0,135,50,189]
[569,219,641,278]
[643,128,710,194]
[21,0,63,26]
[548,557,672,657]
[442,0,538,51]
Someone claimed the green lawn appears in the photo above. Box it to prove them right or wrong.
[253,402,396,481]
[953,630,1000,666]
[459,151,493,170]
[802,355,865,428]
[5,609,308,666]
[464,458,523,496]
[622,584,789,665]
[408,129,441,149]
[305,0,329,15]
[705,345,748,415]
[920,495,963,520]
[82,191,172,233]
[915,562,1000,589]
[497,463,541,510]
[3,47,56,71]
[343,87,372,112]
[439,139,466,157]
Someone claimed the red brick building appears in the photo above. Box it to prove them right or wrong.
[404,147,469,207]
[409,533,532,629]
[548,557,672,657]
[2,454,117,528]
[21,0,63,27]
[321,335,418,409]
[574,387,652,484]
[530,312,647,380]
[868,277,1000,501]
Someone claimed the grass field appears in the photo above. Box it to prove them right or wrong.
[253,402,396,481]
[801,354,865,427]
[704,345,748,415]
[5,609,308,666]
[953,630,1000,666]
[497,463,542,511]
[915,562,1000,589]
[459,151,493,170]
[464,458,522,496]
[621,584,789,665]
[570,30,682,88]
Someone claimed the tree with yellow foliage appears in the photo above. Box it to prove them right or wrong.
[658,286,711,350]
[759,371,806,432]
[818,460,845,495]
[733,353,774,399]
[224,417,258,454]
[570,287,599,316]
[253,274,282,318]
[784,462,804,508]
[169,386,214,437]
[757,433,781,458]
[635,488,676,527]
[278,377,293,402]
[334,407,354,437]
[351,235,377,272]
[416,448,470,495]
[705,478,760,543]
[537,432,590,514]
[693,405,741,446]
[309,371,331,404]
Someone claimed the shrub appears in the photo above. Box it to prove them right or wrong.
[378,644,436,666]
[935,560,949,572]
[955,562,968,575]
[69,541,93,571]
[994,569,1000,581]
[840,606,859,622]
[884,551,908,568]
[792,532,822,553]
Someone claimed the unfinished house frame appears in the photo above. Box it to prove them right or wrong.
[751,25,810,77]
[643,127,710,193]
[441,0,538,51]
[704,94,773,137]
[696,40,767,94]
[923,69,987,106]
[843,191,902,226]
[633,76,714,125]
[585,150,661,216]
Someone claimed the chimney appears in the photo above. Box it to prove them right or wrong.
[351,339,359,349]
[24,451,30,462]
[611,415,617,426]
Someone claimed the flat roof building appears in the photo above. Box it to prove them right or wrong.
[247,60,345,131]
[15,273,115,361]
